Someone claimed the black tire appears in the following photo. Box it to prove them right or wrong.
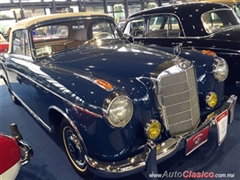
[61,119,95,180]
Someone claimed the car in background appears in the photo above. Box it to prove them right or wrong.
[0,124,33,180]
[0,34,9,53]
[0,12,237,179]
[123,2,240,85]
[196,0,240,18]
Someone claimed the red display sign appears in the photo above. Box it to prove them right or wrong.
[186,126,210,155]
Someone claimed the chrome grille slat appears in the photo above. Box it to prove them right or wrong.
[169,119,192,126]
[157,65,200,136]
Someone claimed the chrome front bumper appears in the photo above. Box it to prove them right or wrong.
[85,95,237,178]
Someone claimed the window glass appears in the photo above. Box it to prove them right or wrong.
[202,9,239,34]
[110,23,120,38]
[32,25,68,42]
[12,30,30,56]
[147,15,180,37]
[92,21,118,39]
[149,16,163,31]
[32,19,122,57]
[123,18,144,37]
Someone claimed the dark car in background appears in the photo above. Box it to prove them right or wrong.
[123,2,240,85]
[0,12,237,179]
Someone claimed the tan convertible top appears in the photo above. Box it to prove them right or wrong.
[12,12,111,31]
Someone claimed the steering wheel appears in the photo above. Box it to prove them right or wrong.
[131,27,144,37]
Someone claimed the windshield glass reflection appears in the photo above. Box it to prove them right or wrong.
[201,9,240,34]
[31,18,124,58]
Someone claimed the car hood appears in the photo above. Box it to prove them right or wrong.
[38,43,209,104]
[39,43,175,97]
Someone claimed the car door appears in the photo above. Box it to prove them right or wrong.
[124,15,185,47]
[3,30,35,110]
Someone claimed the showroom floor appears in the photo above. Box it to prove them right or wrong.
[0,76,240,180]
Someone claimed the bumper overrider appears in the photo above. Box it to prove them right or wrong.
[9,123,33,166]
[85,95,237,178]
[19,140,33,166]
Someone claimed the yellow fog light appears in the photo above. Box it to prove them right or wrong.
[145,120,161,140]
[206,92,217,108]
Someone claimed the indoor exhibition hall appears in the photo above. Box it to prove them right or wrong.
[0,0,240,179]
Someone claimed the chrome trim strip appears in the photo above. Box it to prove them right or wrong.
[74,73,113,92]
[11,91,52,132]
[167,103,198,117]
[7,68,102,118]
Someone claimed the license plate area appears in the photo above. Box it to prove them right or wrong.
[186,126,210,155]
[216,110,228,146]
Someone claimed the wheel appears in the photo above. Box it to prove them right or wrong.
[61,119,95,179]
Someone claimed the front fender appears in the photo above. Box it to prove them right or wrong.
[63,75,158,162]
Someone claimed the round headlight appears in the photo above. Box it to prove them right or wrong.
[103,92,133,128]
[213,58,228,82]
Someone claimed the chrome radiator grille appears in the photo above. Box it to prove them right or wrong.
[157,65,200,136]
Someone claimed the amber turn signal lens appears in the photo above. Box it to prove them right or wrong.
[202,50,216,57]
[96,79,113,90]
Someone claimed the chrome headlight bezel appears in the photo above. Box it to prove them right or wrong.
[103,92,133,128]
[213,58,229,82]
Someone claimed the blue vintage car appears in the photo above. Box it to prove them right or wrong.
[0,12,237,179]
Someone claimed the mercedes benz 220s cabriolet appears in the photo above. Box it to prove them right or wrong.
[123,2,240,85]
[0,12,237,179]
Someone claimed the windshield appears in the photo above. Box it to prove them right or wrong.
[201,9,240,34]
[32,18,123,57]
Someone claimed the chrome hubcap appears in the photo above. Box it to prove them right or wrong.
[65,129,85,168]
